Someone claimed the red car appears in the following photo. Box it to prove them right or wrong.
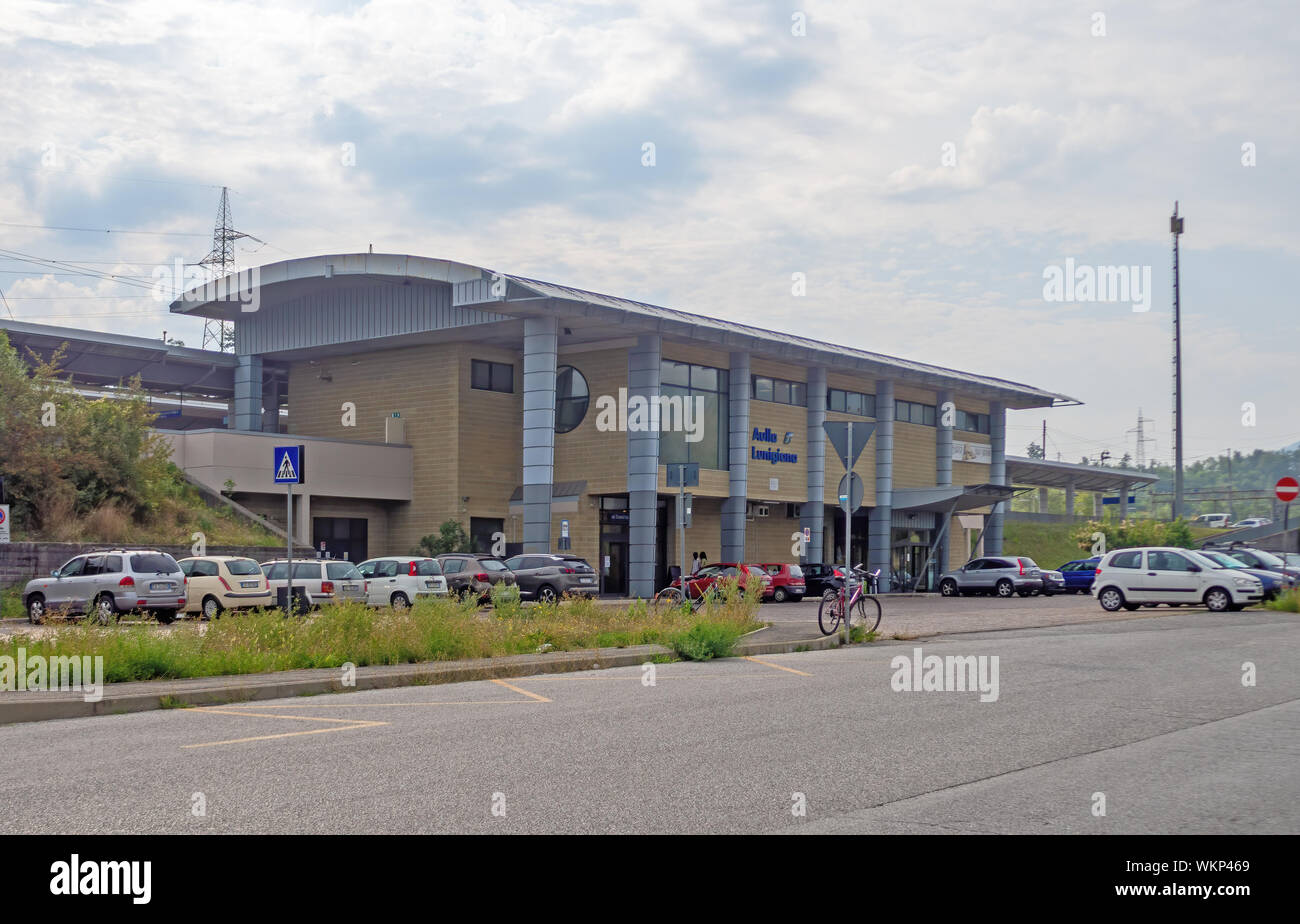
[669,563,774,601]
[757,563,806,602]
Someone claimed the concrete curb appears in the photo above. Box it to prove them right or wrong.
[0,631,839,726]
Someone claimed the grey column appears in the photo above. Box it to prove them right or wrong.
[721,352,751,562]
[234,354,263,432]
[627,335,661,598]
[1065,481,1076,520]
[935,389,954,576]
[521,316,558,553]
[1118,481,1130,520]
[801,367,827,564]
[261,374,282,434]
[1093,492,1102,517]
[987,400,1007,554]
[1038,487,1050,513]
[868,379,895,583]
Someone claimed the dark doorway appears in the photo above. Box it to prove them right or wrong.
[470,517,504,555]
[313,516,368,562]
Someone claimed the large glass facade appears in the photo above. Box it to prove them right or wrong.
[659,360,729,470]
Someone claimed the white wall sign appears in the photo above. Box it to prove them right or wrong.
[0,504,9,543]
[952,440,992,464]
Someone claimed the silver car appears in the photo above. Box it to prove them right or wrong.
[261,559,368,609]
[24,549,188,625]
[938,556,1044,598]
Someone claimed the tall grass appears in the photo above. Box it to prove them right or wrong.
[0,594,763,683]
[1265,588,1299,613]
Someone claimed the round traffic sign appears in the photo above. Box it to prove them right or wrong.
[1277,476,1299,503]
[838,472,865,512]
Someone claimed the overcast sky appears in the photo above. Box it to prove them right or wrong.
[2,0,1297,464]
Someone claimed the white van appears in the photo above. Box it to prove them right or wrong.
[1191,513,1230,528]
[1091,547,1263,612]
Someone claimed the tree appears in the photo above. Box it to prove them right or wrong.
[0,331,172,534]
[418,519,473,556]
[1026,441,1045,460]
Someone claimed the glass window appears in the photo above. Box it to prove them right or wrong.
[416,560,442,576]
[775,380,792,404]
[441,559,463,574]
[480,559,508,572]
[292,562,321,580]
[660,361,690,387]
[471,359,513,393]
[265,563,286,580]
[131,553,179,573]
[1110,551,1143,569]
[791,382,807,407]
[691,366,719,391]
[923,405,936,426]
[104,555,122,573]
[327,561,362,580]
[376,561,399,577]
[195,560,220,577]
[504,556,525,570]
[828,389,845,412]
[83,556,105,576]
[753,376,773,402]
[658,361,729,470]
[555,365,590,434]
[226,559,260,576]
[845,391,863,415]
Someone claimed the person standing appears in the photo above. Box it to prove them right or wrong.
[690,552,701,575]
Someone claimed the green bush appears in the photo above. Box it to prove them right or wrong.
[1071,517,1196,554]
[670,619,744,661]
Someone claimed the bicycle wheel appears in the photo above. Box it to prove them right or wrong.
[854,594,882,633]
[654,586,684,606]
[818,589,843,635]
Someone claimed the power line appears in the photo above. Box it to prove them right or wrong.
[0,221,208,237]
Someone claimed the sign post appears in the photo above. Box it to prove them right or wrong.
[668,463,700,596]
[1277,477,1299,554]
[274,445,306,614]
[823,420,874,643]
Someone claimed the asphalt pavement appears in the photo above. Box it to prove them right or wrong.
[1,605,1294,834]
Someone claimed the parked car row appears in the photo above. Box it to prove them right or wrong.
[21,548,606,624]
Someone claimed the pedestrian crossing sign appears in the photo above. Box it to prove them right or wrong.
[274,445,305,484]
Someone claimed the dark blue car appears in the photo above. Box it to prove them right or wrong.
[1056,558,1101,593]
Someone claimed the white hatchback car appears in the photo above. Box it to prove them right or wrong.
[260,559,368,608]
[356,557,448,608]
[1091,547,1263,613]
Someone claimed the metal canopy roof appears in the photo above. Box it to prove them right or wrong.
[893,484,1019,514]
[0,318,245,400]
[169,253,1079,409]
[1005,455,1159,492]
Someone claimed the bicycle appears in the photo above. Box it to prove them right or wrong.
[653,577,722,611]
[818,564,883,636]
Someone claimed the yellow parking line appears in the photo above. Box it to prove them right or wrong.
[741,656,811,677]
[240,700,541,708]
[490,678,552,702]
[182,707,388,749]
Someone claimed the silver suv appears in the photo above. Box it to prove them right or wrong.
[24,549,187,625]
[938,556,1044,598]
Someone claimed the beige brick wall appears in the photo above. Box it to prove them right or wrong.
[456,343,522,546]
[553,348,629,496]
